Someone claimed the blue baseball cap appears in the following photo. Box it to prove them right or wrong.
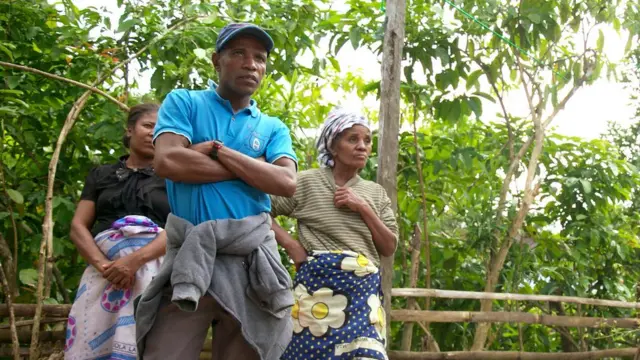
[216,23,274,54]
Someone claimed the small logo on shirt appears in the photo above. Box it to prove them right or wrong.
[252,138,261,151]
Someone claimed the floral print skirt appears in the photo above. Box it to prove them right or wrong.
[281,250,387,360]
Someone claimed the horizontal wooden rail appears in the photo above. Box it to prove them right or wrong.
[392,288,640,309]
[0,304,71,317]
[389,348,639,360]
[0,347,56,357]
[391,310,640,329]
[0,329,65,342]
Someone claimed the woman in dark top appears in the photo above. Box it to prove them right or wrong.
[65,104,170,360]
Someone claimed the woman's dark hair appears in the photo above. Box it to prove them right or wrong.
[122,103,160,148]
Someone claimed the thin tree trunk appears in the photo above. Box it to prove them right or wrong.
[0,121,18,298]
[549,299,578,352]
[0,234,16,298]
[470,54,588,350]
[410,93,432,309]
[0,264,19,360]
[401,226,422,350]
[29,91,91,360]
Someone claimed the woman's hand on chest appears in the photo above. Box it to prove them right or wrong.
[334,186,370,213]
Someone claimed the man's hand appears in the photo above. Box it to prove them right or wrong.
[102,254,142,289]
[188,141,266,162]
[334,187,368,213]
[188,141,214,155]
[284,242,308,271]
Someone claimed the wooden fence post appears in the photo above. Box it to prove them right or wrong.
[377,0,406,348]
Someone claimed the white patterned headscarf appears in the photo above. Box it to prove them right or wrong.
[316,106,371,168]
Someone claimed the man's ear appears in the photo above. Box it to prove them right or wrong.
[212,52,221,73]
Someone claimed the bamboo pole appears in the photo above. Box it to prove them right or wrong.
[391,288,640,309]
[388,348,638,360]
[28,17,198,360]
[391,310,640,329]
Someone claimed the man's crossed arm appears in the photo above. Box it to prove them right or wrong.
[153,133,296,197]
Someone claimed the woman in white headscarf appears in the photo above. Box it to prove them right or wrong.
[271,106,398,359]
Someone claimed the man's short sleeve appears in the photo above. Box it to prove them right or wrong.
[153,89,194,144]
[265,121,297,167]
[79,168,98,202]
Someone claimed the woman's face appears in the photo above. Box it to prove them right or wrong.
[331,125,372,169]
[128,111,157,158]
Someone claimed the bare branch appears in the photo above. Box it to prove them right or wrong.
[52,263,70,304]
[0,61,129,111]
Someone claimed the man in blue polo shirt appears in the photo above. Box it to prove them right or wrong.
[141,23,297,359]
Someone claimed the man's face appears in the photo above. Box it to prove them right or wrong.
[214,35,268,97]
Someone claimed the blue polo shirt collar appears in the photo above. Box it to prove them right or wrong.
[208,79,259,117]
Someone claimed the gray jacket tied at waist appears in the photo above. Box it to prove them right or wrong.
[134,212,294,359]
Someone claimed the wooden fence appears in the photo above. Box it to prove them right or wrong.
[388,288,640,360]
[1,288,639,359]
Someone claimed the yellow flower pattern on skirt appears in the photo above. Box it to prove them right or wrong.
[282,251,387,360]
[292,284,348,337]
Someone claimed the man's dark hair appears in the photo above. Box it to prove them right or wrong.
[122,103,159,148]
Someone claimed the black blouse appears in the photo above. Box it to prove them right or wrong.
[80,156,170,236]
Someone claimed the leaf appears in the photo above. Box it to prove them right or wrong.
[117,19,137,33]
[32,42,42,53]
[334,36,348,54]
[596,29,604,52]
[201,13,217,24]
[6,76,21,89]
[328,57,341,72]
[193,48,208,60]
[473,91,495,103]
[612,18,620,32]
[580,179,592,194]
[467,97,482,118]
[349,27,361,50]
[435,47,450,66]
[624,33,634,53]
[6,189,24,204]
[527,13,541,24]
[19,268,39,287]
[466,70,482,90]
[0,43,14,61]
